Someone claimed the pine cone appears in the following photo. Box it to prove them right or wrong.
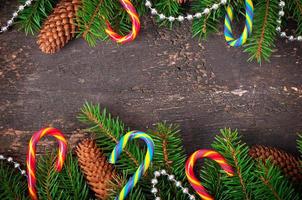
[76,139,116,199]
[249,145,302,182]
[37,0,81,54]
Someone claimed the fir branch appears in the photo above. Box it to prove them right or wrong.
[244,0,279,63]
[16,0,58,35]
[78,102,144,174]
[254,160,300,200]
[298,133,302,155]
[153,0,181,27]
[212,128,255,200]
[286,0,302,36]
[0,160,29,200]
[192,0,225,39]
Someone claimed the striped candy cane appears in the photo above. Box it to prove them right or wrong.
[105,0,140,44]
[185,149,234,200]
[109,130,154,200]
[26,127,67,200]
[224,0,254,47]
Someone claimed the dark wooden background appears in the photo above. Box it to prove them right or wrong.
[1,1,302,161]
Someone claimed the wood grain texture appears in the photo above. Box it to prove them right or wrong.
[0,1,302,161]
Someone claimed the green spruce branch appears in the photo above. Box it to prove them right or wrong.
[16,0,58,35]
[286,0,302,35]
[0,160,29,200]
[244,0,279,63]
[298,133,302,155]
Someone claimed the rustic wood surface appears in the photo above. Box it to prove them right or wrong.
[1,1,302,162]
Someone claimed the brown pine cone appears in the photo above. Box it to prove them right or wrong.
[76,139,116,199]
[37,0,81,54]
[249,145,302,182]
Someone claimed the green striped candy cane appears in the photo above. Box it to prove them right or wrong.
[224,0,254,47]
[109,130,154,200]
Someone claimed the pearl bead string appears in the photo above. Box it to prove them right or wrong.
[276,1,302,41]
[0,154,27,177]
[145,0,227,22]
[0,0,34,33]
[151,169,195,200]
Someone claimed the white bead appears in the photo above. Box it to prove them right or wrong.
[13,12,18,18]
[203,8,210,15]
[280,32,286,37]
[221,0,227,5]
[183,187,189,193]
[0,155,4,159]
[168,16,175,22]
[14,163,20,168]
[151,178,158,185]
[212,4,219,10]
[151,188,158,194]
[155,197,161,200]
[186,14,193,20]
[276,19,282,24]
[278,10,284,17]
[275,27,281,32]
[145,1,152,7]
[151,9,157,15]
[7,157,13,162]
[190,195,196,200]
[160,169,167,175]
[177,16,184,22]
[154,171,161,177]
[279,1,285,7]
[175,181,182,187]
[21,170,26,175]
[25,0,32,6]
[1,26,8,32]
[7,20,13,26]
[194,13,202,18]
[168,175,175,180]
[18,5,25,11]
[159,14,166,20]
[288,35,294,41]
[297,36,302,41]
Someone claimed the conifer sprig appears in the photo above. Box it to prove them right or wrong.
[16,0,58,35]
[0,160,29,200]
[298,133,302,155]
[244,0,279,63]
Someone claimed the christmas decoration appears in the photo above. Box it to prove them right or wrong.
[75,138,116,199]
[109,130,155,200]
[0,155,27,177]
[185,149,234,200]
[26,127,67,200]
[224,0,254,47]
[105,0,141,43]
[37,0,81,54]
[249,145,302,182]
[151,169,196,200]
[276,1,302,42]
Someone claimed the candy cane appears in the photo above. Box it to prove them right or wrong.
[26,127,67,200]
[109,130,154,200]
[224,0,254,47]
[185,149,234,200]
[105,0,140,44]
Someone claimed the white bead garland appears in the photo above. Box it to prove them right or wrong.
[0,154,27,177]
[151,169,195,200]
[144,0,227,22]
[276,1,302,42]
[0,0,34,33]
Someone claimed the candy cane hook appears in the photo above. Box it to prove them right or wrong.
[185,149,234,200]
[26,127,67,200]
[109,130,154,200]
[224,0,254,47]
[105,0,140,44]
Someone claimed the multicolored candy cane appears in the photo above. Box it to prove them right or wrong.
[109,130,154,200]
[185,149,234,200]
[26,127,67,200]
[224,0,254,47]
[105,0,140,44]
